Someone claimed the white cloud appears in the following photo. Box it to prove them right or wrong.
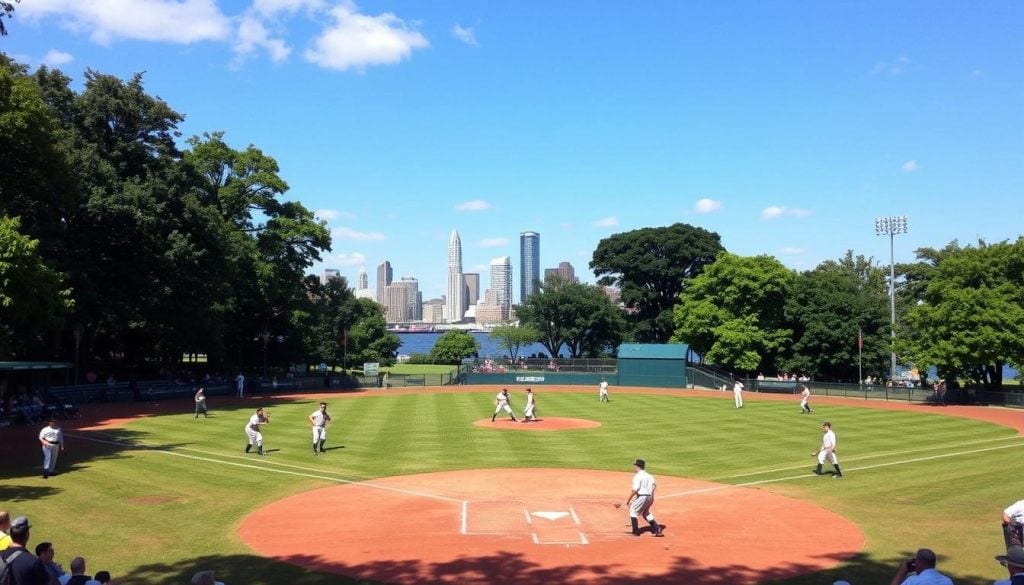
[761,206,812,220]
[304,3,429,71]
[234,13,291,62]
[42,49,74,67]
[20,0,231,45]
[869,55,910,76]
[455,199,491,212]
[253,0,326,16]
[333,252,366,266]
[694,198,722,214]
[592,216,618,228]
[478,238,509,247]
[451,23,477,46]
[901,160,919,173]
[315,209,356,221]
[332,226,385,241]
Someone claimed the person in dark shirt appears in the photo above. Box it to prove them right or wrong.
[0,516,49,585]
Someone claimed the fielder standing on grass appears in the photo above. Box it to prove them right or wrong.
[39,418,64,479]
[797,384,812,414]
[733,378,744,408]
[309,402,331,454]
[813,421,843,478]
[194,387,208,418]
[245,407,270,455]
[622,458,664,537]
[599,378,610,402]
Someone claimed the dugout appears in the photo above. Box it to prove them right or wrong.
[616,344,687,388]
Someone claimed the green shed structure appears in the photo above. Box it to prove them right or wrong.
[616,344,688,388]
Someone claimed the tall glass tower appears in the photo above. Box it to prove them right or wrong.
[445,230,464,323]
[491,256,512,316]
[520,231,540,303]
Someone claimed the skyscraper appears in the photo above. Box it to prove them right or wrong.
[376,261,392,304]
[395,277,421,321]
[491,255,512,313]
[544,261,577,284]
[463,273,480,313]
[445,230,464,323]
[356,267,369,291]
[520,231,540,303]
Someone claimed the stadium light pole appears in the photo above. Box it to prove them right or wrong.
[874,215,908,383]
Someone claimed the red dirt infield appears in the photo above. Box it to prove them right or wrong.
[238,468,865,585]
[472,416,601,430]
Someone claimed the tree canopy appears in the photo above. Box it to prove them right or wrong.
[488,324,540,361]
[591,223,723,343]
[430,330,480,364]
[517,277,625,358]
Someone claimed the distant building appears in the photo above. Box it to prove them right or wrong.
[601,285,622,305]
[355,288,375,300]
[356,267,369,291]
[520,231,540,303]
[384,284,410,323]
[474,256,513,326]
[544,261,577,284]
[376,261,392,304]
[322,268,341,284]
[422,298,445,323]
[463,273,480,313]
[445,230,464,323]
[394,277,421,321]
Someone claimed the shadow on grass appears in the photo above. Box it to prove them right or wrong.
[114,549,999,585]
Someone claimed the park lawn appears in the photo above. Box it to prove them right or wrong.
[0,389,1018,585]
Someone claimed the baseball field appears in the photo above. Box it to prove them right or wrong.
[1,385,1020,585]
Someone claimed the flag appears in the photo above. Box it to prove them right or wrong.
[858,328,863,351]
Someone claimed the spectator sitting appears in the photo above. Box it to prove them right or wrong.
[0,509,11,549]
[59,556,94,585]
[93,570,111,584]
[889,548,953,585]
[191,569,225,585]
[35,541,65,584]
[994,545,1024,585]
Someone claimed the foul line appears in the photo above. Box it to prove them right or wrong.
[661,440,1024,500]
[65,431,463,504]
[712,435,1021,480]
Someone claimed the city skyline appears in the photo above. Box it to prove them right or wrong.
[7,2,1021,300]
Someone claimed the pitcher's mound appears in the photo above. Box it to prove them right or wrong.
[473,417,601,430]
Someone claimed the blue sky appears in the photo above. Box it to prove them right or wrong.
[5,1,1023,303]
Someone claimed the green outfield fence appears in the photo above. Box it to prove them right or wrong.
[745,378,1024,408]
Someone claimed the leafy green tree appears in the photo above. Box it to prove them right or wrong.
[430,329,480,364]
[517,278,626,358]
[0,215,72,357]
[591,223,724,343]
[673,253,794,373]
[783,252,891,381]
[0,0,18,36]
[902,239,1024,389]
[489,324,540,361]
[345,298,400,366]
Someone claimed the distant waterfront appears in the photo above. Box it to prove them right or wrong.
[396,332,563,358]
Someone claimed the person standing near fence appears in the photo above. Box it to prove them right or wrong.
[235,372,245,398]
[39,419,64,479]
[733,378,744,408]
[599,378,610,402]
[798,384,812,414]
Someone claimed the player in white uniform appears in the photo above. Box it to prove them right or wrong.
[599,378,610,402]
[491,389,517,422]
[194,387,208,418]
[798,384,812,414]
[39,419,64,479]
[244,407,270,455]
[309,402,331,454]
[813,421,842,478]
[624,458,664,537]
[733,379,744,408]
[522,388,537,422]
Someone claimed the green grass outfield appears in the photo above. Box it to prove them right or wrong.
[2,388,1020,585]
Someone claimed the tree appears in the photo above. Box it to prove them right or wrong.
[430,330,480,364]
[489,324,540,361]
[0,0,18,36]
[345,299,400,366]
[902,239,1024,389]
[783,252,891,381]
[591,223,724,343]
[673,253,794,373]
[0,215,72,358]
[517,278,626,358]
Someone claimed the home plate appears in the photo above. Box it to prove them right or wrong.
[530,509,588,545]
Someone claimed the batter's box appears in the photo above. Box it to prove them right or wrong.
[463,500,530,535]
[570,499,630,535]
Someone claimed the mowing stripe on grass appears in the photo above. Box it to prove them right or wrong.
[713,435,1022,480]
[665,439,1024,499]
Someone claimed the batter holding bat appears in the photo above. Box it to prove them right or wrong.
[244,407,270,456]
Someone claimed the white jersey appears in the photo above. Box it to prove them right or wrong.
[526,393,535,408]
[247,413,263,430]
[821,429,836,451]
[310,409,330,427]
[496,392,509,405]
[631,469,657,496]
[1005,499,1024,523]
[39,426,63,445]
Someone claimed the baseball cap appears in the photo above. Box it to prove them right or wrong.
[633,458,645,469]
[11,516,30,529]
[996,545,1024,566]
